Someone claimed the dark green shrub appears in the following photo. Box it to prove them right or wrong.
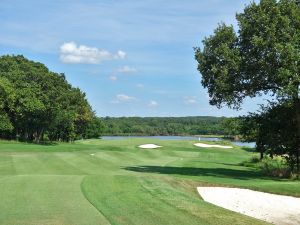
[250,155,260,163]
[259,156,291,178]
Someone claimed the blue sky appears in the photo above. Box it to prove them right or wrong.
[0,0,264,117]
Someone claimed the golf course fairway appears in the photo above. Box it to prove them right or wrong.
[0,139,299,225]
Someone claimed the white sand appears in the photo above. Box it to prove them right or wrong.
[194,143,233,149]
[197,187,300,225]
[138,144,162,149]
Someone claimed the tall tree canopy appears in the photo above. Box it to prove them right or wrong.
[195,0,300,173]
[0,55,97,142]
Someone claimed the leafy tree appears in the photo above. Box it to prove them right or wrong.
[0,55,95,142]
[195,0,300,173]
[240,102,298,169]
[0,77,14,134]
[83,116,104,139]
[220,118,241,138]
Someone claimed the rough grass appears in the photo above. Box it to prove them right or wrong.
[0,139,299,224]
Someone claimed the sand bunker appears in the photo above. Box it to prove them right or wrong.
[197,187,300,225]
[138,144,162,149]
[194,143,233,149]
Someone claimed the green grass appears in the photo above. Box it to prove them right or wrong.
[0,139,299,225]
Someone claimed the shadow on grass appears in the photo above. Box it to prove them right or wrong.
[35,141,59,146]
[14,140,59,146]
[240,147,256,152]
[124,165,278,181]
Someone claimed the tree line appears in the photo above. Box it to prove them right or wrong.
[0,55,102,142]
[101,116,232,136]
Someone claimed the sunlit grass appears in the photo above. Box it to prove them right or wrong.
[0,139,298,224]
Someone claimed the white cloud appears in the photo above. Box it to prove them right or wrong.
[110,94,137,103]
[117,94,136,101]
[117,65,137,73]
[117,51,126,59]
[109,75,117,81]
[184,96,197,105]
[148,100,158,107]
[59,41,126,64]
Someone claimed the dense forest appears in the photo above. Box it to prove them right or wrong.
[101,116,235,136]
[0,55,102,142]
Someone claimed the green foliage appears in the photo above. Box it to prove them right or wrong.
[220,117,241,137]
[195,24,242,108]
[83,117,104,139]
[250,155,261,164]
[0,55,95,142]
[259,156,291,178]
[240,155,291,178]
[0,112,13,132]
[0,77,14,133]
[195,0,300,108]
[239,155,261,167]
[240,101,299,171]
[101,116,230,136]
[195,0,300,173]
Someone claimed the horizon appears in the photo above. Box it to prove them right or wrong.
[0,0,265,117]
[99,115,229,118]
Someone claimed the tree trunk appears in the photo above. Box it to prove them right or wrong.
[36,128,44,143]
[294,96,300,178]
[16,128,19,141]
[297,150,299,176]
[24,131,28,140]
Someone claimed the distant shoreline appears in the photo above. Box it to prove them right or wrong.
[101,134,225,138]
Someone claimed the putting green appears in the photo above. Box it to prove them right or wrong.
[0,139,299,225]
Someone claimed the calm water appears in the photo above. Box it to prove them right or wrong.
[101,136,255,148]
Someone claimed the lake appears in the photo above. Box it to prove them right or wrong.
[101,136,256,148]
